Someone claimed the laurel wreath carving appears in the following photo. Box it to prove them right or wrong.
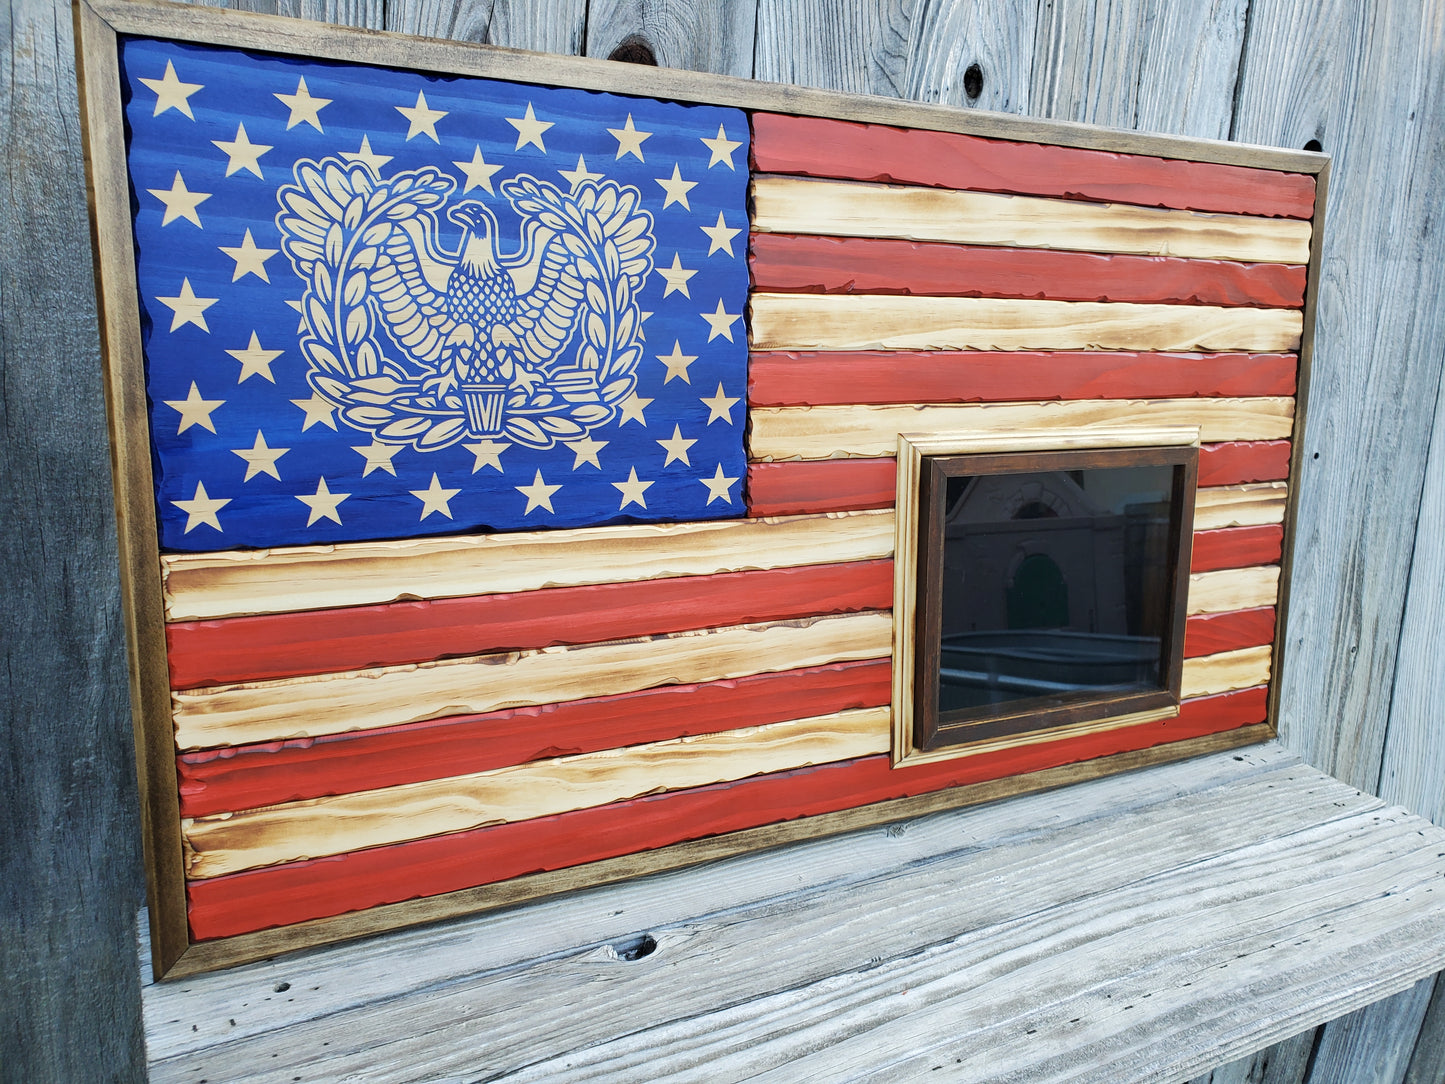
[276,158,655,451]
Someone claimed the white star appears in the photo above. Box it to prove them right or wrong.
[212,123,271,178]
[559,154,603,192]
[654,163,697,210]
[147,172,210,227]
[397,89,447,142]
[655,253,698,299]
[219,229,278,282]
[564,435,607,469]
[516,469,561,514]
[275,77,330,131]
[411,473,462,519]
[618,392,652,426]
[291,392,337,431]
[656,341,698,384]
[699,463,740,505]
[164,382,223,433]
[464,439,510,473]
[506,103,553,152]
[701,299,742,342]
[657,425,697,466]
[700,211,742,257]
[155,279,217,332]
[296,477,349,526]
[139,60,202,119]
[454,145,503,194]
[701,383,740,425]
[612,466,654,510]
[352,440,403,477]
[701,124,743,169]
[173,481,229,533]
[343,135,393,172]
[225,332,283,383]
[232,431,288,481]
[607,113,652,161]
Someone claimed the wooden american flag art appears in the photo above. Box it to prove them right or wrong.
[75,0,1326,977]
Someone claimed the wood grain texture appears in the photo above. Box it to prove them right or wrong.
[868,0,1037,112]
[583,0,757,76]
[153,743,1289,1058]
[752,175,1314,264]
[161,509,896,621]
[1234,0,1445,793]
[1188,566,1281,615]
[1191,525,1285,573]
[1185,1028,1315,1084]
[1402,975,1445,1084]
[1193,482,1289,530]
[749,233,1308,307]
[1301,977,1435,1084]
[1031,0,1251,143]
[181,693,1268,940]
[1182,645,1273,699]
[750,293,1303,353]
[4,0,147,1072]
[747,351,1298,406]
[751,0,892,95]
[182,706,893,879]
[749,399,1294,460]
[1185,607,1277,660]
[151,748,1445,1084]
[171,611,895,749]
[385,0,586,54]
[176,660,893,817]
[751,112,1316,217]
[166,559,895,687]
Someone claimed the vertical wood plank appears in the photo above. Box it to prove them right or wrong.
[384,0,587,54]
[1233,0,1445,792]
[1401,975,1445,1084]
[1186,1029,1317,1084]
[584,0,758,76]
[752,0,890,94]
[1302,978,1436,1084]
[202,0,384,26]
[1030,0,1250,140]
[1,0,145,1078]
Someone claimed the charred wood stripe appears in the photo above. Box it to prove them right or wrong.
[748,233,1307,308]
[749,113,1316,220]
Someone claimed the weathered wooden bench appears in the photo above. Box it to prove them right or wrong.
[142,742,1445,1082]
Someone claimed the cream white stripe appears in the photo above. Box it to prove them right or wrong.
[1187,566,1280,615]
[1181,645,1273,699]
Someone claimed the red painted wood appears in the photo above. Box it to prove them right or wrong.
[167,560,895,689]
[750,113,1317,219]
[748,455,1289,520]
[186,686,1268,939]
[746,460,899,518]
[175,660,894,818]
[1198,440,1292,487]
[1184,607,1276,658]
[1190,525,1284,573]
[747,351,1297,407]
[749,233,1307,309]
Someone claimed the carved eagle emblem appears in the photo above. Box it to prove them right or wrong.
[276,157,656,450]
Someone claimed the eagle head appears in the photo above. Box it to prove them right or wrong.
[448,201,501,276]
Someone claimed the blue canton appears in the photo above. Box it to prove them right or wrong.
[121,38,750,552]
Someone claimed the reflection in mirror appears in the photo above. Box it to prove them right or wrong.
[936,465,1176,719]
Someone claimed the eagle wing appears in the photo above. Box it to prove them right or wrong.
[367,217,457,368]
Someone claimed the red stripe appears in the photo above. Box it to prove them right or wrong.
[747,450,1290,520]
[746,352,1297,406]
[1185,607,1276,658]
[166,560,894,689]
[749,234,1306,309]
[1191,525,1284,573]
[747,460,898,518]
[1197,440,1292,486]
[186,686,1267,940]
[175,660,893,817]
[750,113,1316,220]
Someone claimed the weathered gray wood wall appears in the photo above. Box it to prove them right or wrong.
[4,0,1444,1080]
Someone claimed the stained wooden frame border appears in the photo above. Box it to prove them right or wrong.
[72,0,1327,979]
[911,444,1199,754]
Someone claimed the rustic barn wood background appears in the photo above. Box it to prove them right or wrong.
[4,0,1445,1079]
